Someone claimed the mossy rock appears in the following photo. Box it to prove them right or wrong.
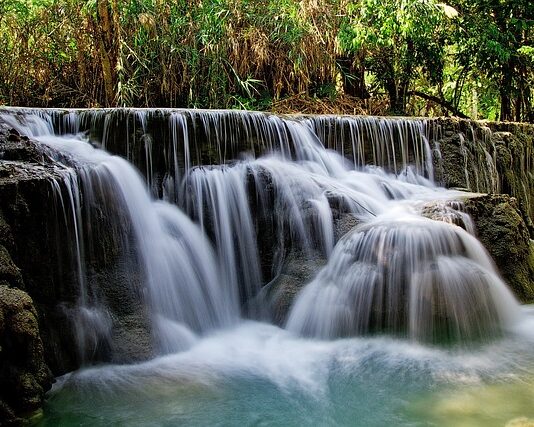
[262,250,326,325]
[433,134,470,189]
[464,194,534,302]
[0,285,53,425]
[0,245,23,289]
[0,212,14,250]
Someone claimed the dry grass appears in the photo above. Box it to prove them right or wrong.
[271,93,390,115]
[0,0,347,108]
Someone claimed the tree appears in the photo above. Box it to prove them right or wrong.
[451,0,534,121]
[338,0,458,114]
[93,0,121,107]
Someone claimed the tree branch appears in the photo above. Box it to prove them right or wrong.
[408,90,471,119]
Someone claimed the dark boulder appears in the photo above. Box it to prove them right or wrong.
[262,213,359,325]
[0,285,53,426]
[421,193,534,303]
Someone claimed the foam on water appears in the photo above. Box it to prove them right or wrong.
[40,319,534,426]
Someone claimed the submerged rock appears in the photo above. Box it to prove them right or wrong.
[285,212,519,344]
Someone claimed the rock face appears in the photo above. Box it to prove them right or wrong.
[426,118,534,301]
[261,213,359,325]
[0,127,81,375]
[432,118,534,218]
[261,250,327,325]
[0,286,52,426]
[0,132,55,424]
[0,127,77,425]
[0,126,155,375]
[419,194,534,303]
[464,194,534,302]
[0,125,156,424]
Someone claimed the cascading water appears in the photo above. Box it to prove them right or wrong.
[1,112,238,357]
[1,107,533,426]
[286,212,519,342]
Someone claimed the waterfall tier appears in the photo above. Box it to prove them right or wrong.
[0,107,525,365]
[287,213,519,343]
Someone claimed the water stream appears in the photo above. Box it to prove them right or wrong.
[1,108,533,426]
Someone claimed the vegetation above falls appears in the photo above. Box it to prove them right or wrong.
[0,0,533,121]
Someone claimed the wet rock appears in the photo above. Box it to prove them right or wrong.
[0,129,45,164]
[261,213,358,325]
[0,285,53,426]
[421,193,534,302]
[111,312,154,363]
[261,250,327,325]
[433,134,470,189]
[87,257,154,363]
[0,127,155,373]
[431,118,534,219]
[0,212,14,250]
[0,159,80,374]
[0,245,23,288]
[492,131,534,219]
[333,213,360,241]
[0,146,57,424]
[420,199,475,233]
[463,194,534,302]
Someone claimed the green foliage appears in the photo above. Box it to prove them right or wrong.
[449,0,534,121]
[519,46,534,60]
[0,0,532,121]
[339,0,457,113]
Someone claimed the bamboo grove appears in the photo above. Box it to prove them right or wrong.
[1,0,533,121]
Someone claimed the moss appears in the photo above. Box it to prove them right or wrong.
[0,244,23,288]
[0,400,18,426]
[0,284,52,424]
[0,211,14,250]
[464,194,534,302]
[10,310,40,340]
[433,135,470,189]
[432,119,534,220]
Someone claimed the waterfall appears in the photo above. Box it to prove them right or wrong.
[1,112,238,358]
[0,107,525,361]
[1,108,438,188]
[286,212,519,343]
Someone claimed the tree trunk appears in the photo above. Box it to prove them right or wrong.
[398,80,410,114]
[337,56,370,99]
[386,79,399,113]
[500,89,512,122]
[386,79,408,115]
[514,94,522,123]
[499,62,513,121]
[96,0,120,107]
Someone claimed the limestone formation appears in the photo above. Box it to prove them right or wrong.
[0,286,53,425]
[1,111,534,421]
[464,194,534,302]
